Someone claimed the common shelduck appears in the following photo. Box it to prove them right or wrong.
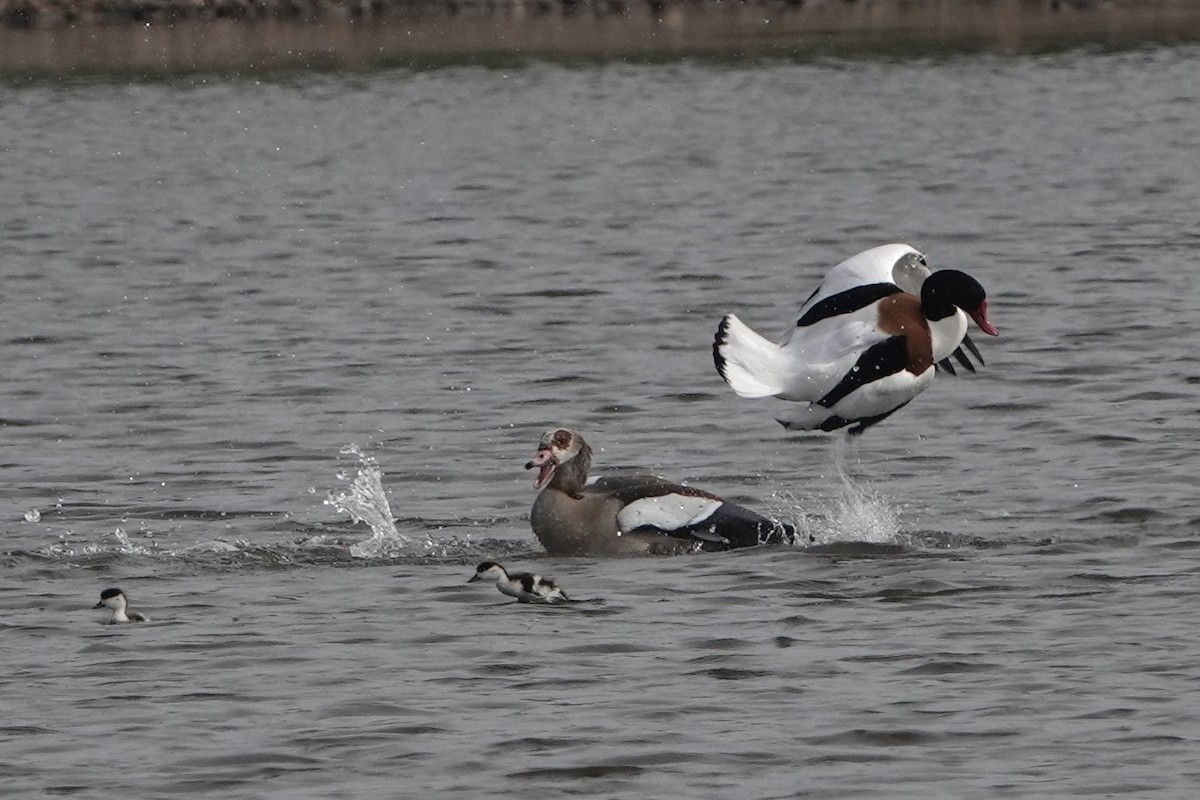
[525,427,796,556]
[92,588,150,623]
[713,243,998,436]
[800,242,987,375]
[468,561,569,603]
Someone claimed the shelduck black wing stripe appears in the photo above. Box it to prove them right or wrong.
[847,400,912,436]
[796,283,902,328]
[937,337,983,376]
[950,348,976,373]
[961,333,985,367]
[817,335,909,409]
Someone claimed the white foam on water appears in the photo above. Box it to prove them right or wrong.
[36,526,164,559]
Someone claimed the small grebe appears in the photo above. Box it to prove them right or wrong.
[468,561,569,604]
[93,588,150,623]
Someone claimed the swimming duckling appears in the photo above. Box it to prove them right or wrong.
[468,561,569,604]
[93,588,150,623]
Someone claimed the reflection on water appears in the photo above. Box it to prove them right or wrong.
[3,2,1200,76]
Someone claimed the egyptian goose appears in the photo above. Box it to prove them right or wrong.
[525,428,796,556]
[713,243,998,436]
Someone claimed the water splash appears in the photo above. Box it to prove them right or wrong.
[326,444,431,559]
[36,526,163,559]
[773,436,902,546]
[818,463,901,545]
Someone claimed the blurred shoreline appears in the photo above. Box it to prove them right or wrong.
[3,0,1200,75]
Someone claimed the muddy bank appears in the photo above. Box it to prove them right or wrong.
[2,0,1200,75]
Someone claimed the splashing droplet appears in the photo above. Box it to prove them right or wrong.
[326,446,433,558]
[770,437,902,546]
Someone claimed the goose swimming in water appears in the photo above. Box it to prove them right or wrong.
[526,427,796,556]
[468,561,569,604]
[93,588,150,623]
[713,243,998,436]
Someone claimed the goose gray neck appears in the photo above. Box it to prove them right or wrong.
[549,439,592,498]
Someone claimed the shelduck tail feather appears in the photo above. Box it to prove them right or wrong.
[713,314,788,398]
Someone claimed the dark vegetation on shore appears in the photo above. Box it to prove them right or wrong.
[22,0,680,28]
[3,0,1199,78]
[0,0,1177,31]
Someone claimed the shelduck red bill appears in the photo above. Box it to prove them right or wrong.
[970,300,1000,337]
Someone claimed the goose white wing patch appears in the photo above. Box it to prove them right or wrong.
[617,494,724,533]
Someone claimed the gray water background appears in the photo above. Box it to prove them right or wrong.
[2,44,1199,797]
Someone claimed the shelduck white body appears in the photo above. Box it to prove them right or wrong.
[93,588,150,623]
[796,243,986,375]
[468,561,569,604]
[713,244,998,435]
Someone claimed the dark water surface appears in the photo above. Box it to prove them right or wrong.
[2,47,1199,797]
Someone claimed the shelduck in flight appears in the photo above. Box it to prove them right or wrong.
[713,243,998,436]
